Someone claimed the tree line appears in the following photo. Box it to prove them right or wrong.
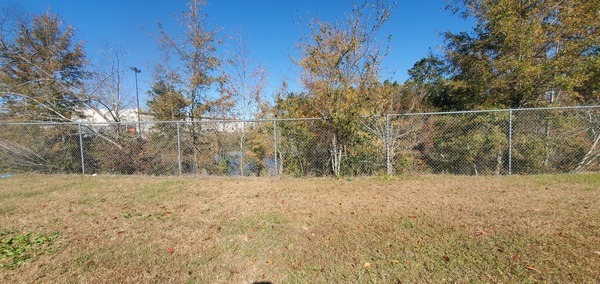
[0,0,598,176]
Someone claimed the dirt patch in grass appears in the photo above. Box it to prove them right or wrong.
[0,174,599,283]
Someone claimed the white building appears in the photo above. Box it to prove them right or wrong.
[75,109,248,134]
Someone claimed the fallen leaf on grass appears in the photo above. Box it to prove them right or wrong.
[526,266,540,273]
[442,255,450,262]
[167,247,174,254]
[390,259,400,264]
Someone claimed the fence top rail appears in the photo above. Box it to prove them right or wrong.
[0,105,598,126]
[0,117,327,126]
[387,105,600,117]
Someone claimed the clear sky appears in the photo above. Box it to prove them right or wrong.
[2,0,474,107]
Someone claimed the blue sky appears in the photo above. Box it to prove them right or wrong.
[3,0,474,107]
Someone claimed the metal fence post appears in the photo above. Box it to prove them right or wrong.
[273,119,278,176]
[78,123,85,175]
[508,109,513,175]
[177,122,182,175]
[386,114,391,175]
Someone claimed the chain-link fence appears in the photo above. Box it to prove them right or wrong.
[1,106,598,176]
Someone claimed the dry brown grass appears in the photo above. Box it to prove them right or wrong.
[0,174,599,283]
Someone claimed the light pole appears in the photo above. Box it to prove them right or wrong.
[130,67,141,133]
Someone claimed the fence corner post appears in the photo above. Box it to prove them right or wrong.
[78,123,85,175]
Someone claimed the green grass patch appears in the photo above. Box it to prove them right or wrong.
[0,229,60,270]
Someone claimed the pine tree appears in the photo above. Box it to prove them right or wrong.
[0,11,87,121]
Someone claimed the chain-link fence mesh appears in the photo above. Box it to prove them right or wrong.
[1,106,598,176]
[0,123,82,174]
[388,111,511,175]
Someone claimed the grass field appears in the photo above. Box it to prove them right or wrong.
[0,174,599,283]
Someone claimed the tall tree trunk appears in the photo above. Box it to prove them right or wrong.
[189,103,202,174]
[574,132,600,172]
[330,133,342,177]
[544,119,551,168]
[191,122,199,174]
[277,149,283,175]
[496,149,502,175]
